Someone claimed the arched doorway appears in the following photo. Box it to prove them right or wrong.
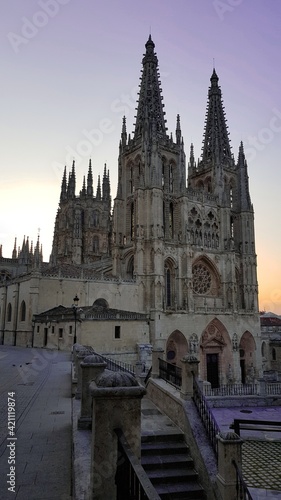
[166,330,188,366]
[200,319,232,387]
[239,331,256,383]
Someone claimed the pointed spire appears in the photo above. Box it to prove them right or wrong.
[80,175,86,198]
[176,114,181,144]
[134,36,167,139]
[237,141,252,211]
[60,166,67,202]
[96,175,101,200]
[121,116,127,147]
[201,70,233,168]
[87,159,93,197]
[189,143,195,169]
[67,160,76,197]
[12,237,17,259]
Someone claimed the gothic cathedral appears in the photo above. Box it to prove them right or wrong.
[0,36,261,386]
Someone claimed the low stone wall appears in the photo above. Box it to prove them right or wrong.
[146,378,219,500]
[207,395,281,407]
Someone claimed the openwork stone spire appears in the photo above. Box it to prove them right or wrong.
[134,35,167,139]
[201,69,233,167]
[237,141,252,211]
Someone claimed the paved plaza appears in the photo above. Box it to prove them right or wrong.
[0,346,72,500]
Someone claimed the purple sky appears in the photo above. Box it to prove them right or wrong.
[1,0,281,313]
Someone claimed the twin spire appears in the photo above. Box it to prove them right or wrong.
[201,69,233,168]
[134,35,167,139]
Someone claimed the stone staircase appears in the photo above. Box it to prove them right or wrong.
[141,433,206,499]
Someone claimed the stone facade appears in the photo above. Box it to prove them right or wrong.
[0,35,262,387]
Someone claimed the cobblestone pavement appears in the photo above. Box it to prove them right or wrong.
[243,441,281,492]
[0,346,72,500]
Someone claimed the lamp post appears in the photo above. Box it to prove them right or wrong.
[72,294,79,344]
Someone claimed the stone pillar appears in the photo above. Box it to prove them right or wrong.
[75,347,95,399]
[258,378,266,397]
[72,343,84,382]
[89,370,146,500]
[151,347,164,379]
[180,355,200,399]
[78,354,107,430]
[216,432,243,500]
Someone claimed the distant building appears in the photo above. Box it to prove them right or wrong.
[260,312,281,376]
[0,36,261,387]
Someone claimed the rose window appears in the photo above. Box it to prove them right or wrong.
[193,263,212,294]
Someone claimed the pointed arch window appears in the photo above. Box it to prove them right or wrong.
[230,186,233,208]
[127,256,134,279]
[7,303,12,322]
[20,301,26,322]
[162,161,165,187]
[163,202,166,236]
[169,162,174,193]
[93,236,99,253]
[129,166,134,193]
[169,203,174,239]
[93,210,99,227]
[165,260,176,309]
[131,203,135,239]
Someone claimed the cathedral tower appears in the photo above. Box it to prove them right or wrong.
[112,36,186,311]
[50,160,111,265]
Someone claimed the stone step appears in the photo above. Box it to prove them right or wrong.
[141,453,194,469]
[147,466,199,483]
[141,440,189,456]
[141,432,185,443]
[154,480,206,499]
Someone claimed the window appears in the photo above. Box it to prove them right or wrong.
[7,303,12,322]
[37,325,40,333]
[272,348,276,361]
[93,236,99,253]
[166,268,171,307]
[169,163,173,192]
[69,325,72,335]
[169,203,174,239]
[59,328,63,339]
[131,203,135,239]
[115,326,121,339]
[20,301,26,322]
[51,326,55,334]
[93,211,99,227]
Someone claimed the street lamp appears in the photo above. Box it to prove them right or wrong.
[72,294,79,344]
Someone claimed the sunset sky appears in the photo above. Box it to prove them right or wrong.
[0,0,280,313]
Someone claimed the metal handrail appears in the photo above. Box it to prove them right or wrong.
[232,459,253,500]
[158,358,182,389]
[192,377,220,457]
[115,429,161,500]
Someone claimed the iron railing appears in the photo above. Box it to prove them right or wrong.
[231,419,281,437]
[203,383,258,397]
[232,460,253,500]
[98,353,135,375]
[115,429,161,500]
[193,377,220,457]
[158,358,182,389]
